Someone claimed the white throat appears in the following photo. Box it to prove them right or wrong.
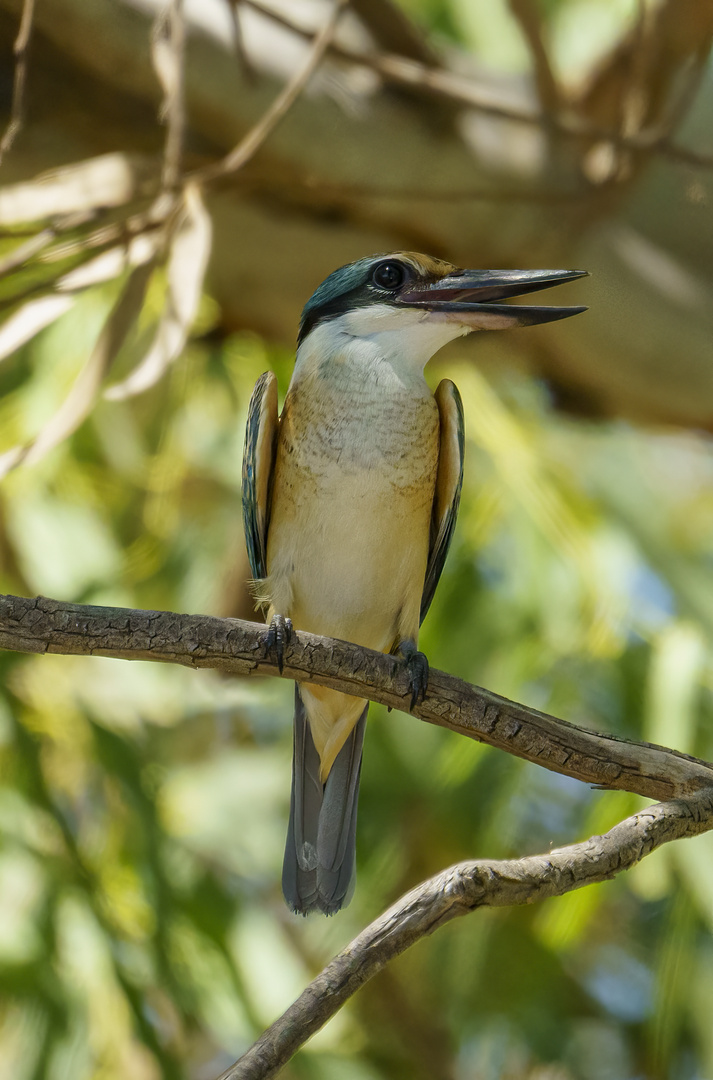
[296,304,471,382]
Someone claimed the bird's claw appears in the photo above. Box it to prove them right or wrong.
[407,652,429,710]
[264,614,293,674]
[398,641,429,710]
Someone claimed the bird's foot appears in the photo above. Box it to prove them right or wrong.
[398,639,429,711]
[263,614,293,674]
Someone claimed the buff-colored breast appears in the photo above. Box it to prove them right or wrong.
[265,361,439,648]
[264,352,439,776]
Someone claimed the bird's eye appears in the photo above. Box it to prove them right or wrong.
[372,261,406,290]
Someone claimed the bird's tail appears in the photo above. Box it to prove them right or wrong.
[282,685,367,915]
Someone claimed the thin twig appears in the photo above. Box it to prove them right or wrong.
[633,137,713,170]
[2,593,713,802]
[241,0,541,122]
[506,0,563,114]
[618,0,650,138]
[225,0,256,82]
[0,0,36,167]
[0,208,106,279]
[0,225,58,278]
[152,0,186,193]
[241,0,713,171]
[232,170,585,204]
[220,789,713,1080]
[0,203,170,322]
[658,49,712,139]
[347,0,441,66]
[43,202,170,264]
[193,0,349,186]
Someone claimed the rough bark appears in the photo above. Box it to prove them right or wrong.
[219,788,713,1079]
[2,592,713,802]
[4,591,713,1078]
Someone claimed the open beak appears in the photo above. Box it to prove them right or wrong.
[396,268,588,329]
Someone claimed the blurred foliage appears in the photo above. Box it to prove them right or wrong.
[0,2,712,1080]
[399,0,644,81]
[2,280,713,1080]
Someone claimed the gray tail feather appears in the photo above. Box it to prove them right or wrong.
[282,686,367,916]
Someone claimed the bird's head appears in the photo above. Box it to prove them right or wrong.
[298,251,587,369]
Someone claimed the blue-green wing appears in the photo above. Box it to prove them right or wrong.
[420,379,465,624]
[242,371,279,581]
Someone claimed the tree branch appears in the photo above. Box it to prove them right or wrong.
[219,788,713,1080]
[2,593,713,801]
[152,0,186,194]
[0,0,36,166]
[3,591,712,1077]
[347,0,441,67]
[506,0,563,114]
[192,0,348,186]
[242,0,713,171]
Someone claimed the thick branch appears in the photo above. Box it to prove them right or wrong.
[1,593,713,801]
[220,788,713,1080]
[3,591,711,1078]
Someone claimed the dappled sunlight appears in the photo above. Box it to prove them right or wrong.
[0,0,712,1077]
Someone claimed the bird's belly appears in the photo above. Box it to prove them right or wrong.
[267,465,434,650]
[264,388,439,652]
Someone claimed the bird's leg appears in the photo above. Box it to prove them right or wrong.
[263,614,293,674]
[396,638,429,710]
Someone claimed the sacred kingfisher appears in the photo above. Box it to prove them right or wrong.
[242,252,586,915]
